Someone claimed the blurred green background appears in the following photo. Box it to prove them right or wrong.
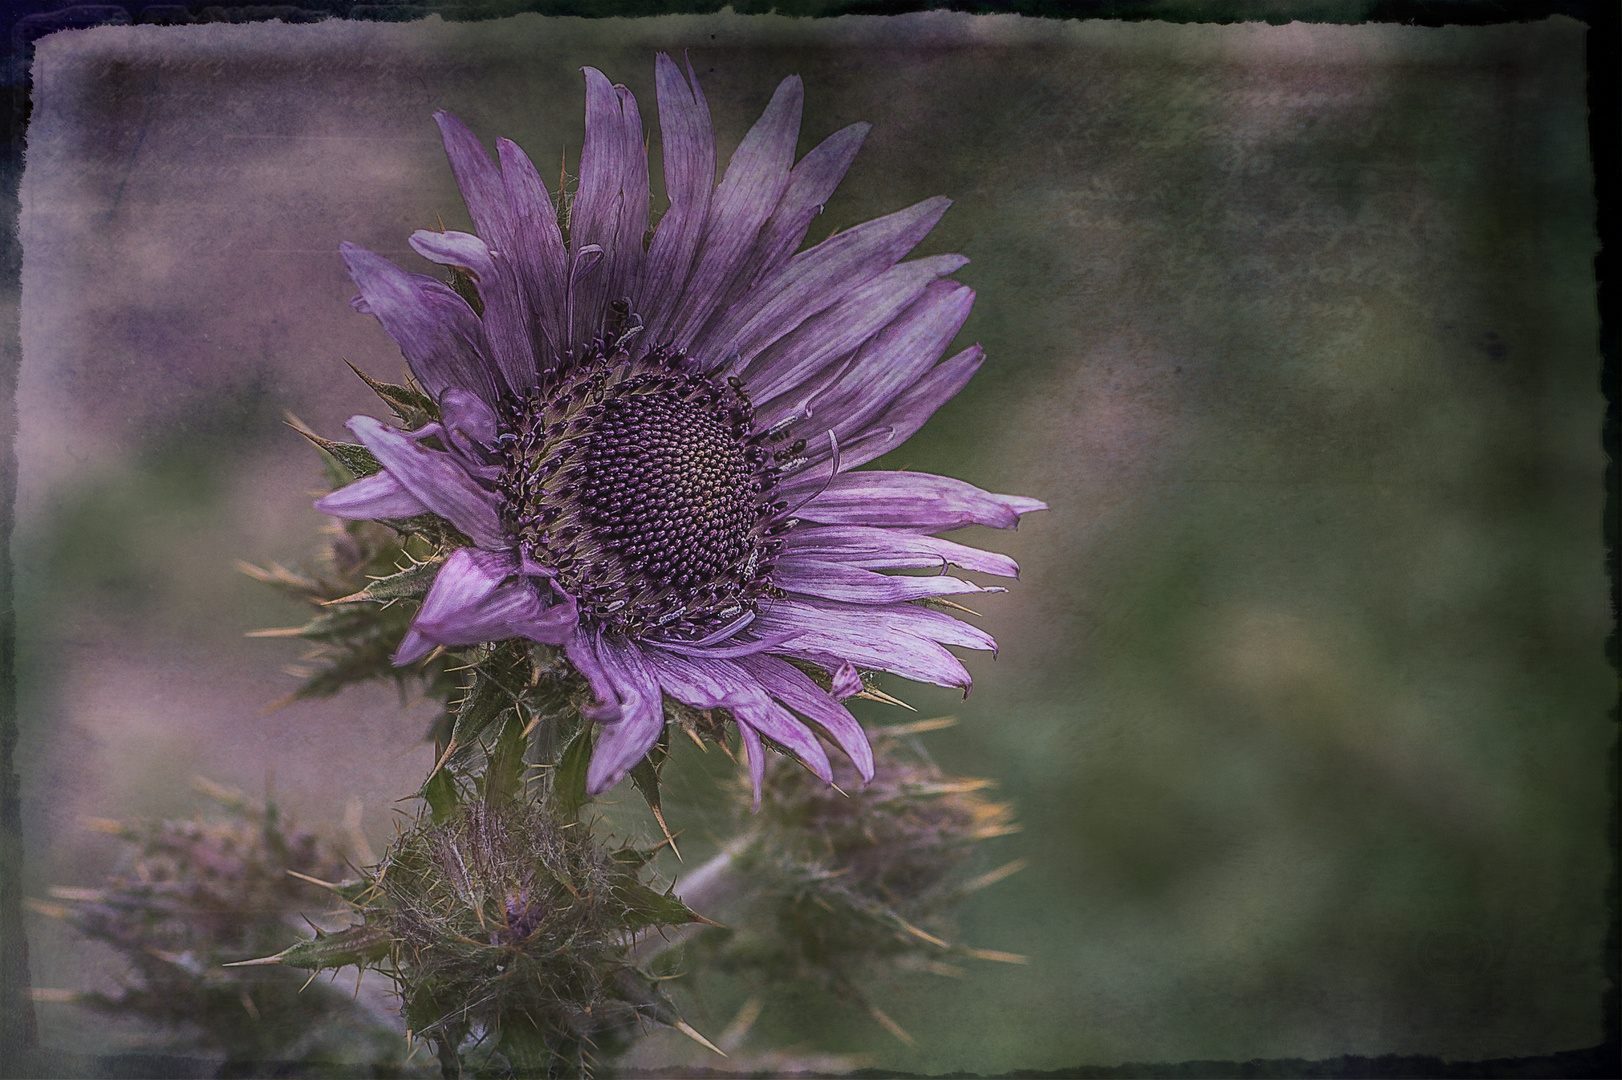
[15,12,1610,1074]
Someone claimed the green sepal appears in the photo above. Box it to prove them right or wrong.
[607,967,683,1028]
[483,711,528,805]
[378,513,471,549]
[608,870,702,931]
[310,439,383,481]
[266,923,392,971]
[422,767,460,825]
[628,727,670,818]
[552,724,595,823]
[441,647,528,771]
[336,558,442,604]
[446,266,484,317]
[348,363,439,429]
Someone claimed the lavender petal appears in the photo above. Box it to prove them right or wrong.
[773,557,991,605]
[837,344,985,471]
[315,470,430,520]
[697,196,952,369]
[643,652,832,784]
[576,635,666,795]
[798,280,975,446]
[497,137,570,362]
[736,654,874,782]
[783,523,1020,578]
[339,243,503,405]
[730,122,870,300]
[408,228,538,395]
[393,549,576,662]
[736,717,766,811]
[570,69,647,349]
[434,111,515,247]
[742,254,968,404]
[440,387,500,446]
[346,416,508,549]
[791,470,1047,531]
[665,76,803,353]
[641,53,715,343]
[755,599,976,691]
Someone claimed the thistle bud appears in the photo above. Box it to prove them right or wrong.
[353,799,708,1075]
[694,721,1023,1005]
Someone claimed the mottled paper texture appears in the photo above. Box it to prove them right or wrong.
[15,11,1608,1073]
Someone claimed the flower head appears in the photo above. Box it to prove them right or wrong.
[318,57,1044,799]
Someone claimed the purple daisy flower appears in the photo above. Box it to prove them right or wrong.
[317,57,1045,801]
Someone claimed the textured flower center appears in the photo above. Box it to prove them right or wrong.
[578,394,759,590]
[498,342,787,638]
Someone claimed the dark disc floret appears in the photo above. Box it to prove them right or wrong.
[497,337,790,639]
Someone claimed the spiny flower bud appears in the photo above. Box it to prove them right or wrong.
[697,720,1023,1008]
[295,798,711,1076]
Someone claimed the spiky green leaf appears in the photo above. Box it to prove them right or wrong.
[340,558,442,604]
[423,767,460,825]
[608,875,701,931]
[348,363,439,429]
[484,712,528,805]
[628,727,670,817]
[265,924,393,971]
[553,724,595,823]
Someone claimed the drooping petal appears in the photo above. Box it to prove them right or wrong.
[742,254,969,404]
[783,523,1020,578]
[407,229,494,276]
[772,557,992,605]
[642,652,832,784]
[665,75,804,353]
[641,53,715,343]
[339,243,503,405]
[346,415,508,549]
[735,716,766,811]
[570,633,666,795]
[791,470,1047,531]
[735,654,874,782]
[315,470,431,520]
[565,629,619,719]
[695,196,952,369]
[392,548,576,664]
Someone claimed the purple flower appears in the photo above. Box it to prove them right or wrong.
[318,58,1045,801]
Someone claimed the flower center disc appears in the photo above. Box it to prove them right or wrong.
[499,345,783,638]
[579,394,758,591]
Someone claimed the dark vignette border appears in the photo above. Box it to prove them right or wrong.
[0,2,1612,1078]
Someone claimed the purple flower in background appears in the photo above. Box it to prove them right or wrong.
[318,57,1044,800]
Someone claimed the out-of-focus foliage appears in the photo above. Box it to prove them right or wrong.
[27,780,411,1074]
[682,722,1027,1042]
